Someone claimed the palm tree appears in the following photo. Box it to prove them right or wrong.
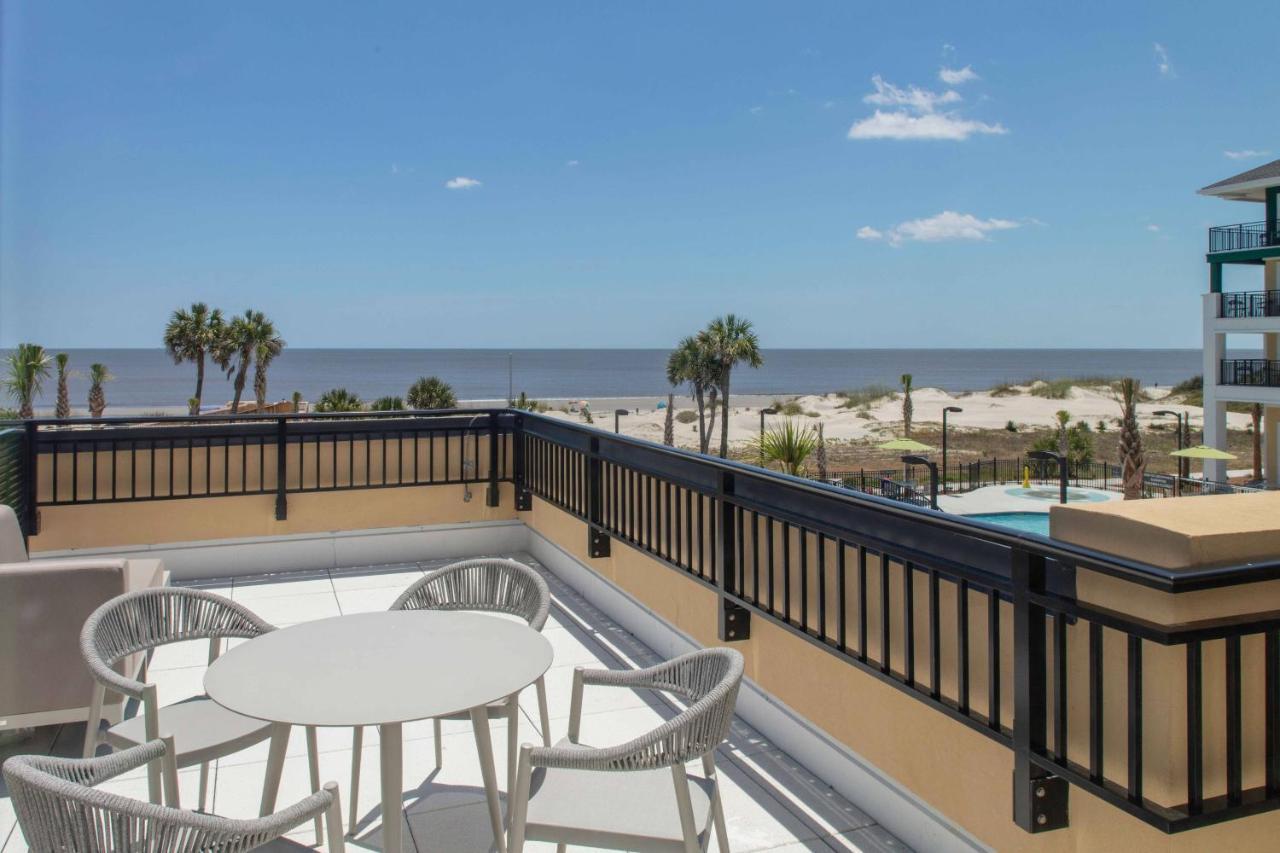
[749,419,818,476]
[1055,409,1071,457]
[1115,378,1145,500]
[163,303,224,415]
[87,363,112,418]
[215,310,279,414]
[814,422,829,480]
[406,376,457,409]
[700,314,763,459]
[371,396,405,411]
[252,327,286,410]
[55,353,71,419]
[901,374,914,437]
[315,388,364,412]
[1252,403,1263,481]
[666,337,718,454]
[291,391,302,413]
[4,343,52,418]
[662,394,675,446]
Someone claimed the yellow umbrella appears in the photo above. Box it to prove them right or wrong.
[1170,445,1237,460]
[877,438,935,452]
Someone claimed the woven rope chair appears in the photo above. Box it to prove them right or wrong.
[346,557,551,829]
[3,736,345,852]
[508,647,744,853]
[80,587,325,841]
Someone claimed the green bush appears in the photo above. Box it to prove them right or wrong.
[315,388,364,412]
[675,410,699,424]
[406,376,457,410]
[371,396,404,411]
[990,383,1020,397]
[1005,420,1018,433]
[837,384,896,408]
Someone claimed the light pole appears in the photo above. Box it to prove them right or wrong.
[1153,409,1186,481]
[942,406,963,493]
[901,454,939,510]
[614,408,629,434]
[1028,449,1068,505]
[758,407,779,466]
[507,353,513,405]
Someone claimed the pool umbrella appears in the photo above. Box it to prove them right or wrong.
[1170,445,1237,495]
[877,438,935,452]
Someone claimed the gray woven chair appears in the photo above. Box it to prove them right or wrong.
[80,587,323,840]
[346,557,552,828]
[508,647,744,853]
[3,735,345,852]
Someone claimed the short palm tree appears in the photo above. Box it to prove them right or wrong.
[4,343,52,419]
[87,363,112,418]
[666,336,719,454]
[253,329,286,410]
[901,374,914,437]
[315,388,364,412]
[406,376,457,409]
[54,353,72,419]
[1115,378,1145,500]
[749,418,819,476]
[1055,409,1071,457]
[371,396,405,411]
[701,315,762,459]
[163,303,224,415]
[215,310,279,414]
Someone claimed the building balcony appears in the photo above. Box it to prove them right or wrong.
[1208,220,1280,255]
[1219,290,1280,319]
[5,410,1280,851]
[1220,357,1280,387]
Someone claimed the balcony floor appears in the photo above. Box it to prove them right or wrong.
[0,554,908,852]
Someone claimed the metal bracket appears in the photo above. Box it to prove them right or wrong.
[1016,773,1068,832]
[589,526,611,559]
[719,599,751,642]
[515,488,532,512]
[485,485,500,508]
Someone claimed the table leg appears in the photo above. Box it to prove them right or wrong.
[470,705,508,853]
[260,722,289,816]
[379,722,404,853]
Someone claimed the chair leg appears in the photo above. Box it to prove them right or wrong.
[507,694,519,796]
[323,781,346,853]
[508,745,533,853]
[672,764,700,853]
[433,717,443,768]
[307,725,323,844]
[703,753,730,853]
[349,726,363,832]
[535,675,551,747]
[83,683,105,758]
[198,761,210,811]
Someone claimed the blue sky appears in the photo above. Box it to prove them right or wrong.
[1,0,1276,349]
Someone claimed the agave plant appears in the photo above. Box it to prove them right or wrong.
[699,314,763,458]
[749,418,819,476]
[1115,378,1145,500]
[87,363,112,418]
[163,303,225,415]
[406,376,457,410]
[55,353,72,419]
[901,373,914,437]
[4,343,52,419]
[315,388,364,412]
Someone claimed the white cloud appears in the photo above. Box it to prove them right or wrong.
[566,159,580,167]
[942,43,956,55]
[939,65,979,85]
[863,75,961,113]
[1225,149,1270,160]
[1154,43,1174,78]
[849,110,1006,141]
[1146,224,1161,232]
[858,211,1020,246]
[444,176,481,190]
[749,105,764,115]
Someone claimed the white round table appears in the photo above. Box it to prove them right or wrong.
[205,610,554,853]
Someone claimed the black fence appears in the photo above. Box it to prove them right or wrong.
[1221,358,1280,388]
[4,410,1280,835]
[1209,220,1280,254]
[1220,290,1280,319]
[0,428,25,531]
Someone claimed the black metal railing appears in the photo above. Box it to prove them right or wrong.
[1220,358,1280,387]
[0,427,26,532]
[1209,220,1280,254]
[1220,290,1280,319]
[4,409,1280,834]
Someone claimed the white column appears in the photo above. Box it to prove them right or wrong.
[1266,406,1280,487]
[1203,293,1228,482]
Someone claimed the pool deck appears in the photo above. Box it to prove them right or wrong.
[937,483,1119,516]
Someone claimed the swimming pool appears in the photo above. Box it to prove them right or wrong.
[964,512,1051,536]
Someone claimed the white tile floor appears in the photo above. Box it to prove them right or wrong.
[0,555,909,853]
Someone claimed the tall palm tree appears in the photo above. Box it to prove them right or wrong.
[87,363,112,418]
[1055,409,1071,457]
[666,337,718,454]
[700,314,763,459]
[662,394,675,447]
[901,374,914,438]
[1115,378,1145,500]
[814,422,829,480]
[253,328,286,410]
[163,303,224,415]
[1252,403,1263,481]
[4,343,52,418]
[55,353,72,419]
[215,310,278,414]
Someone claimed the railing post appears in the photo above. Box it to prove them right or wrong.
[716,470,750,641]
[22,420,39,538]
[587,436,610,558]
[486,412,500,507]
[512,414,531,511]
[1012,546,1068,832]
[274,417,288,521]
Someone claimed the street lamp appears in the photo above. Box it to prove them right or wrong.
[942,406,963,493]
[758,407,779,466]
[1028,449,1068,505]
[1153,409,1186,481]
[901,454,939,510]
[613,409,629,434]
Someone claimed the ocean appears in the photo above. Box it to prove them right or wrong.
[5,348,1206,412]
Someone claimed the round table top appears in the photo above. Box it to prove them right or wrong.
[204,611,554,727]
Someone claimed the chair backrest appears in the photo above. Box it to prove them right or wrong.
[0,504,28,563]
[392,558,550,631]
[82,587,274,673]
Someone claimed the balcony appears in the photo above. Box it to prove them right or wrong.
[1208,220,1280,254]
[1220,358,1280,387]
[1220,290,1280,319]
[5,410,1280,850]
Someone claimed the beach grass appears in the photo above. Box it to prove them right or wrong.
[835,384,897,408]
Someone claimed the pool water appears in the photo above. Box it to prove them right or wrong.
[1003,486,1109,503]
[965,512,1051,536]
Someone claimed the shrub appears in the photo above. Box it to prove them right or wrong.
[1096,420,1107,433]
[1005,420,1018,433]
[778,400,804,416]
[837,384,896,408]
[990,383,1020,397]
[1028,376,1119,399]
[1169,375,1203,406]
[676,410,698,424]
[315,388,363,412]
[371,396,404,411]
[406,376,457,410]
